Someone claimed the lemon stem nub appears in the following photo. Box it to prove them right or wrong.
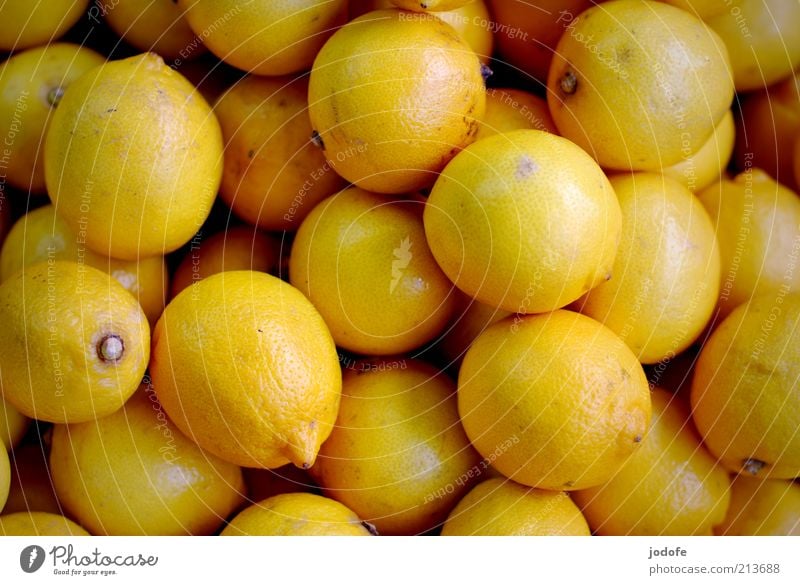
[310,130,325,150]
[98,334,125,363]
[742,458,766,475]
[560,71,577,95]
[47,86,65,107]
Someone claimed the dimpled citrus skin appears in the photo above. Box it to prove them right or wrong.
[663,110,735,193]
[424,129,621,314]
[151,271,341,470]
[0,205,168,326]
[214,75,345,231]
[179,0,347,76]
[45,52,222,260]
[0,44,104,193]
[1,397,29,450]
[0,0,88,51]
[222,493,373,536]
[50,388,245,536]
[458,311,651,491]
[290,187,456,355]
[0,262,149,424]
[691,294,800,479]
[0,512,90,536]
[548,0,733,171]
[441,478,591,536]
[706,0,800,91]
[311,359,482,536]
[308,9,485,194]
[573,389,731,536]
[475,88,558,142]
[104,0,204,60]
[715,476,800,536]
[698,170,800,320]
[576,173,720,364]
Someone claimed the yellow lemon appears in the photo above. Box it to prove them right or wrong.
[0,0,88,51]
[0,261,149,423]
[691,293,800,479]
[424,129,621,314]
[50,386,245,536]
[311,359,482,535]
[0,447,8,510]
[575,173,720,364]
[0,511,89,536]
[215,75,345,231]
[308,9,485,194]
[459,310,651,491]
[548,0,733,170]
[151,271,341,469]
[441,478,591,536]
[476,88,558,141]
[222,493,373,536]
[0,44,104,193]
[290,187,456,355]
[715,476,800,536]
[179,0,347,76]
[659,0,729,19]
[573,389,731,535]
[45,52,222,260]
[698,169,800,320]
[1,397,29,450]
[0,205,168,326]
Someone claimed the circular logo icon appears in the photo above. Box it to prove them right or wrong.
[20,545,46,573]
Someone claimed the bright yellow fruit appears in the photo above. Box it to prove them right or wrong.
[476,88,558,142]
[0,44,104,193]
[441,478,591,536]
[2,443,61,515]
[0,0,88,51]
[179,0,347,76]
[424,129,621,314]
[573,389,731,535]
[0,397,29,450]
[439,294,511,366]
[311,359,482,535]
[0,512,89,536]
[50,387,245,536]
[706,0,800,91]
[170,226,281,299]
[308,9,485,194]
[215,75,345,231]
[104,0,204,60]
[658,0,728,19]
[0,205,168,326]
[698,170,800,320]
[151,271,341,469]
[576,173,720,364]
[45,52,222,260]
[0,261,149,423]
[715,476,800,536]
[0,447,9,510]
[662,110,735,192]
[290,188,456,355]
[222,493,373,536]
[459,310,651,491]
[548,0,733,170]
[391,0,472,10]
[691,294,800,479]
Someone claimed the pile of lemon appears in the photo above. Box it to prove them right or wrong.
[0,0,798,537]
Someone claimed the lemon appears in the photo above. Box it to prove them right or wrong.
[222,493,373,536]
[548,0,733,170]
[659,0,728,20]
[0,447,9,510]
[1,397,29,450]
[441,478,591,536]
[151,271,341,469]
[308,9,485,194]
[45,52,222,260]
[573,389,731,535]
[0,511,89,536]
[0,0,88,51]
[459,310,651,491]
[0,44,105,193]
[1,205,168,326]
[179,0,347,76]
[311,359,482,535]
[50,386,245,536]
[691,293,800,479]
[576,173,720,364]
[476,88,558,142]
[0,261,149,423]
[391,0,472,10]
[715,476,800,536]
[290,187,456,355]
[424,129,621,314]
